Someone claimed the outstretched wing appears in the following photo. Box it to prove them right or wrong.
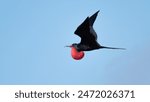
[74,11,100,46]
[74,17,90,40]
[89,10,100,26]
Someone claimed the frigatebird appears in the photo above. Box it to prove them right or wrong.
[67,10,125,60]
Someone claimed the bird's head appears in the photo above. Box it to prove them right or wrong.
[65,43,84,60]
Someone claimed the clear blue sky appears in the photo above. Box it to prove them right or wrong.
[0,0,150,84]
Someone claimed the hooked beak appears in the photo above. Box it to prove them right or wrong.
[65,45,72,48]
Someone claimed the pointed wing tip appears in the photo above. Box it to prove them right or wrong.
[97,10,100,13]
[95,10,100,14]
[91,10,99,17]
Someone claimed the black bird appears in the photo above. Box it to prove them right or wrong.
[67,10,125,60]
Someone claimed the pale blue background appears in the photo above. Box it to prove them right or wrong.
[0,0,150,84]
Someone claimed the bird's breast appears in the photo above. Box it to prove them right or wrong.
[71,47,84,60]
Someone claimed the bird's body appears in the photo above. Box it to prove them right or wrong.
[67,10,125,60]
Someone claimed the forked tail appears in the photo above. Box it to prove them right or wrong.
[100,46,126,50]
